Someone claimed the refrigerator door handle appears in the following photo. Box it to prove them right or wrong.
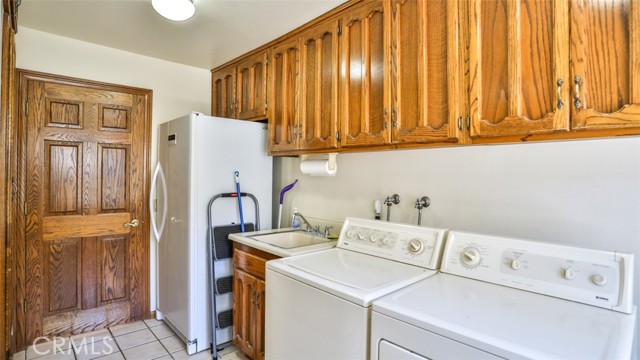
[150,162,168,242]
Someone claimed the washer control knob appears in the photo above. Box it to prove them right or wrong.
[510,259,522,270]
[461,247,482,268]
[382,237,391,245]
[347,230,355,238]
[562,268,576,280]
[358,233,365,240]
[408,239,424,254]
[370,234,378,243]
[592,274,607,286]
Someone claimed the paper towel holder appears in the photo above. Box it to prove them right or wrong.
[300,153,337,171]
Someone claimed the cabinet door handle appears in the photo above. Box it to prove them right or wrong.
[391,106,397,128]
[255,293,261,310]
[574,76,582,109]
[383,108,389,129]
[556,79,564,109]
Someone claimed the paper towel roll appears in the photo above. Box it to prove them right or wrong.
[300,159,337,176]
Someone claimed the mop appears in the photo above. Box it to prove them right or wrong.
[277,179,298,229]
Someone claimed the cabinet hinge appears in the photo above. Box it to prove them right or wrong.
[25,101,29,116]
[337,23,342,36]
[457,117,462,131]
[466,116,470,130]
[24,201,27,216]
[264,102,268,111]
[336,130,341,142]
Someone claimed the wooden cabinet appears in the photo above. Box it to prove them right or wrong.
[212,51,269,120]
[468,0,570,138]
[340,0,389,147]
[298,19,341,151]
[569,0,640,130]
[269,38,300,152]
[232,244,279,360]
[269,20,341,153]
[236,51,269,120]
[390,0,460,144]
[340,0,461,148]
[211,64,237,118]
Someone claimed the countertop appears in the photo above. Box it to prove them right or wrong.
[229,227,337,257]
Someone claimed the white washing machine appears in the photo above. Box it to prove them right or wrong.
[265,218,448,360]
[371,231,637,360]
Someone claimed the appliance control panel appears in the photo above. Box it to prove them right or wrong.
[441,231,634,314]
[337,217,448,269]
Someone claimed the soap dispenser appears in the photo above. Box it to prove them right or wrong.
[291,208,301,229]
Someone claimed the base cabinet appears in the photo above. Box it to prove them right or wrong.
[232,244,278,360]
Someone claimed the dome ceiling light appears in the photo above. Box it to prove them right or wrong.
[152,0,196,22]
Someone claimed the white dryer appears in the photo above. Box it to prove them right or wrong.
[371,231,637,359]
[265,218,448,360]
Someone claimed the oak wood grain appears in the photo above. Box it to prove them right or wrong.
[211,64,237,118]
[236,50,269,120]
[269,37,300,152]
[18,70,151,347]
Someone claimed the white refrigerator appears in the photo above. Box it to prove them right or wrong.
[151,112,272,354]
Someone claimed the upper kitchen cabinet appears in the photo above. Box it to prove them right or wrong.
[570,0,640,130]
[236,50,269,120]
[390,0,461,144]
[298,19,341,151]
[340,0,390,147]
[269,38,300,153]
[468,0,570,138]
[211,64,237,118]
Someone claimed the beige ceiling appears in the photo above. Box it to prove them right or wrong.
[18,0,346,70]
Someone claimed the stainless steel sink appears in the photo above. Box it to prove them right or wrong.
[250,230,333,249]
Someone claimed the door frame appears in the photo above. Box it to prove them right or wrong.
[11,69,152,350]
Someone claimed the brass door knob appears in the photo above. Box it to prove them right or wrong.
[124,219,140,228]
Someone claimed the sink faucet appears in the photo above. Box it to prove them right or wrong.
[294,211,313,230]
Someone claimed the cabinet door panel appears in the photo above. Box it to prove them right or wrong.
[232,269,256,358]
[253,279,266,360]
[469,0,569,137]
[299,20,340,150]
[237,51,269,120]
[341,0,390,147]
[211,65,237,118]
[570,0,640,129]
[391,0,459,143]
[269,39,300,152]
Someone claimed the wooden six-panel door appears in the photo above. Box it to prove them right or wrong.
[21,72,150,343]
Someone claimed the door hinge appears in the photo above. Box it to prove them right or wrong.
[466,115,470,130]
[336,130,341,142]
[337,23,342,36]
[25,101,29,116]
[457,117,463,131]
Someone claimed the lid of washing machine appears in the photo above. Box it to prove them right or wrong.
[371,273,637,360]
[267,248,437,307]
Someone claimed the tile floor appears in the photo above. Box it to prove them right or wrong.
[12,319,249,360]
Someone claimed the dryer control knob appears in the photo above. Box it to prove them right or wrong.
[408,239,424,254]
[510,259,522,270]
[592,274,607,286]
[370,234,378,243]
[358,233,365,240]
[562,268,576,280]
[347,230,355,238]
[461,247,482,268]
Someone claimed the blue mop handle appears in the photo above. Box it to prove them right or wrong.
[234,171,245,232]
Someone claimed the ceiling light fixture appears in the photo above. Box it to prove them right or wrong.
[152,0,196,22]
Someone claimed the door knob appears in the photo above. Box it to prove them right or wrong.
[123,219,140,228]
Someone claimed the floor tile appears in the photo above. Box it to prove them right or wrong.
[12,350,26,360]
[144,318,164,328]
[219,351,248,360]
[159,335,184,353]
[152,356,173,360]
[170,349,212,360]
[110,321,147,337]
[115,328,156,350]
[122,341,169,360]
[149,324,175,339]
[74,337,118,360]
[27,337,72,359]
[28,351,75,360]
[217,346,237,356]
[71,329,112,345]
[93,352,124,360]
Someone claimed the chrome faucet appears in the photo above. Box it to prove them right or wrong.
[295,211,313,230]
[384,194,400,221]
[415,196,431,225]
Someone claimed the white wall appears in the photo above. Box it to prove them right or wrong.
[15,27,211,311]
[275,137,640,352]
